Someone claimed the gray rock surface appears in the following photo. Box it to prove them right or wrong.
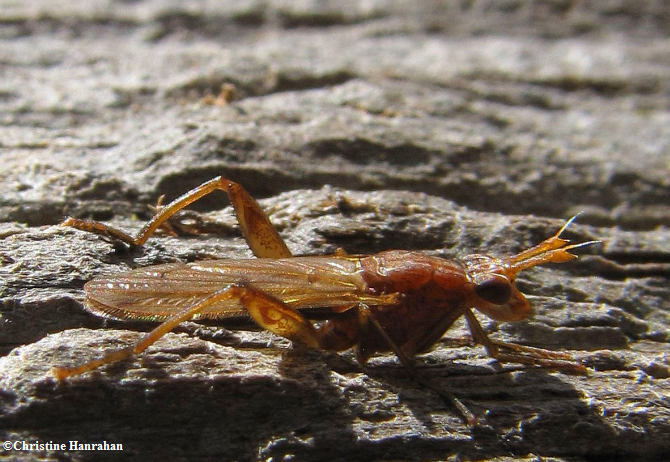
[0,1,668,460]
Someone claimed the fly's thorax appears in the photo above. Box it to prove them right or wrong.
[461,254,532,322]
[359,250,469,295]
[360,250,433,293]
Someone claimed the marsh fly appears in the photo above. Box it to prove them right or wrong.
[52,177,598,423]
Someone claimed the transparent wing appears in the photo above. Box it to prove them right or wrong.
[84,256,394,321]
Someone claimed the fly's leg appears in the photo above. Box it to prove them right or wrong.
[399,307,465,359]
[149,194,217,238]
[232,283,321,349]
[52,283,322,380]
[357,304,414,369]
[464,309,586,374]
[358,304,478,426]
[53,284,240,379]
[62,176,292,258]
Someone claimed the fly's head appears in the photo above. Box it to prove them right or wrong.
[462,253,530,321]
[462,216,599,322]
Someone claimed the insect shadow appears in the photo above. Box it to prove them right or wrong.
[273,341,620,460]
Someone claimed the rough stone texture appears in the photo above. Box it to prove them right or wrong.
[0,1,669,461]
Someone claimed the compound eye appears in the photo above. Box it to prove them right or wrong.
[475,276,511,305]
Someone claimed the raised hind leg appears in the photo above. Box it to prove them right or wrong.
[62,176,292,258]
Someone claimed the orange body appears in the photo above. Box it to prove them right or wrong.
[55,176,595,385]
[83,246,565,365]
[85,252,472,363]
